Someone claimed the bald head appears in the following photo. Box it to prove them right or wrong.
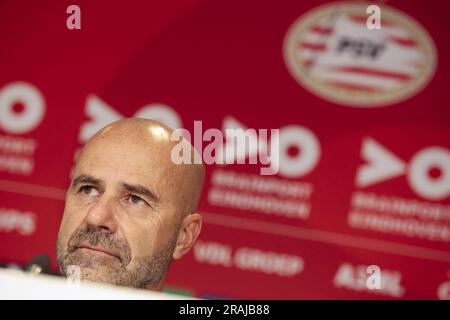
[77,118,205,217]
[57,117,205,290]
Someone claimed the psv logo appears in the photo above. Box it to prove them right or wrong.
[283,2,437,107]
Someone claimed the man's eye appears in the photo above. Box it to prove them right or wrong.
[128,195,146,206]
[79,185,98,196]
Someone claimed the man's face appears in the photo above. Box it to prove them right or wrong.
[57,134,182,289]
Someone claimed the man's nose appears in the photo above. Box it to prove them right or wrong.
[84,195,118,233]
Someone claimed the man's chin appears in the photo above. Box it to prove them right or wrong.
[77,268,117,285]
[61,254,125,286]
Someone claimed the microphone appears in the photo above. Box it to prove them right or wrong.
[25,254,51,275]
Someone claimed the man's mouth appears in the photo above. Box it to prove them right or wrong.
[76,244,120,261]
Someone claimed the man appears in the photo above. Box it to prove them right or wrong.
[56,118,205,291]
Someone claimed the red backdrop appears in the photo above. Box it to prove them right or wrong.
[0,0,449,299]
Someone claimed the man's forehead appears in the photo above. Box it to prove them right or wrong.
[80,137,174,166]
[76,140,174,186]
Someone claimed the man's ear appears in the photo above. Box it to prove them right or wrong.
[173,213,203,260]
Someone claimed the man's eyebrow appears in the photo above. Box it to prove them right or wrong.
[121,182,159,203]
[72,174,104,188]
